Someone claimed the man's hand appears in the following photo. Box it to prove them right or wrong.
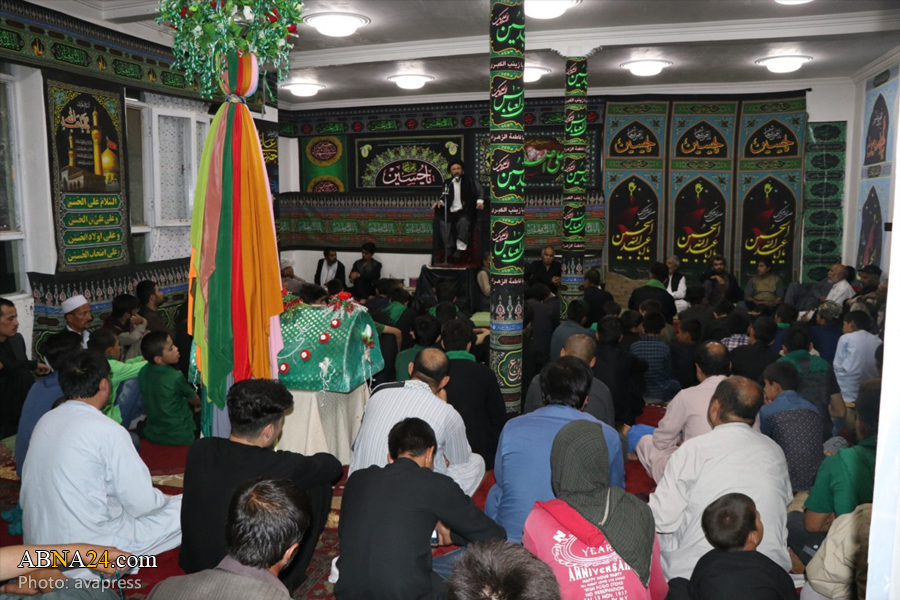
[0,568,68,595]
[34,363,51,376]
[713,275,725,285]
[130,314,147,327]
[476,200,484,211]
[432,201,443,210]
[349,272,360,282]
[435,521,453,546]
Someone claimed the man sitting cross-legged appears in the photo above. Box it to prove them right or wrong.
[486,356,624,543]
[441,319,508,470]
[760,361,824,495]
[650,376,792,581]
[21,351,182,573]
[151,478,312,600]
[635,341,730,483]
[336,418,506,600]
[349,348,485,495]
[179,379,341,591]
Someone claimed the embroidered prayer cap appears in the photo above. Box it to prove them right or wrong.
[817,301,842,322]
[61,295,89,314]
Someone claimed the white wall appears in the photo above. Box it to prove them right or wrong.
[280,249,431,287]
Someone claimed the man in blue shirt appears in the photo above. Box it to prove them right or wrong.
[485,356,625,542]
[15,330,83,476]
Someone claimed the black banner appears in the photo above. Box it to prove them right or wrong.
[355,135,463,189]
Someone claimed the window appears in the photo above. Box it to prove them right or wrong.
[150,108,209,226]
[0,75,25,295]
[126,103,150,262]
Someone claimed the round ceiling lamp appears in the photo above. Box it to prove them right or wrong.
[388,74,434,90]
[302,12,370,37]
[755,55,813,73]
[524,65,551,83]
[524,0,581,20]
[282,83,325,97]
[620,60,673,77]
[774,0,814,5]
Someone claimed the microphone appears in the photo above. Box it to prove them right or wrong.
[442,183,449,197]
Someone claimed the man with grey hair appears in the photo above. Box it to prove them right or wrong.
[665,255,689,313]
[785,263,854,313]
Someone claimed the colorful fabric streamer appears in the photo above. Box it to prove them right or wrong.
[189,50,283,410]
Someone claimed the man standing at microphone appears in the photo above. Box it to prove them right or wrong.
[432,160,485,262]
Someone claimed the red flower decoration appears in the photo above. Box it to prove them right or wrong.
[300,350,311,361]
[267,8,281,23]
[179,6,188,18]
[281,288,288,296]
[338,291,352,301]
[279,362,290,373]
[331,318,341,328]
[319,333,330,343]
[287,23,298,34]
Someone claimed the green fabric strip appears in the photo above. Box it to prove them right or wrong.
[207,102,236,408]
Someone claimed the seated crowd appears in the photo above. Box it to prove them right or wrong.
[0,246,886,600]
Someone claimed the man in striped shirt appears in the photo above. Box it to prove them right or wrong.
[348,348,485,495]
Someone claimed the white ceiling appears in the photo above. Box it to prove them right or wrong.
[28,0,900,110]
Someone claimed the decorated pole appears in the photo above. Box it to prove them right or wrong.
[489,0,526,413]
[560,56,588,317]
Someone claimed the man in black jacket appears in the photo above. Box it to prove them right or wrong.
[433,160,484,260]
[0,298,50,438]
[336,418,506,600]
[179,379,342,591]
[593,315,648,425]
[313,247,346,287]
[628,262,677,323]
[441,319,507,469]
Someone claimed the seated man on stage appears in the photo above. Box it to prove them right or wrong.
[432,160,484,261]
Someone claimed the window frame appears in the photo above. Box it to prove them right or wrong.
[149,107,209,227]
[0,72,28,295]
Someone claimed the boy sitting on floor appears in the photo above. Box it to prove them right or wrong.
[667,493,797,600]
[138,330,200,445]
[87,327,146,429]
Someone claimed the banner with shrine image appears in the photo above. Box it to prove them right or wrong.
[603,92,806,282]
[45,74,131,272]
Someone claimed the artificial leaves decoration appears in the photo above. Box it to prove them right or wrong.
[157,0,303,98]
[560,56,588,316]
[489,0,526,413]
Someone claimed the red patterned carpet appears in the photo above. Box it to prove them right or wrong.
[1,404,667,600]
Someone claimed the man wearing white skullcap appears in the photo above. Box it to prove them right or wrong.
[62,294,92,349]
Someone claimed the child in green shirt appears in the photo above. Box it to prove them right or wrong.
[138,330,200,445]
[87,328,146,426]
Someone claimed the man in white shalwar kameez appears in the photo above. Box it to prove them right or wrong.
[649,376,792,581]
[21,351,181,574]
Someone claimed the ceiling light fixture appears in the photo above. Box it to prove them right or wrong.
[620,60,673,77]
[774,0,814,5]
[282,83,325,97]
[302,12,370,37]
[524,0,581,20]
[388,74,434,90]
[755,55,813,73]
[524,65,551,83]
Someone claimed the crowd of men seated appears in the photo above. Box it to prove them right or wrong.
[0,245,886,600]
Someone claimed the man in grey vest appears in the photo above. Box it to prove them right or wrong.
[149,478,311,599]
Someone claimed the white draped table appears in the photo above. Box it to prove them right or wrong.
[277,385,369,464]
